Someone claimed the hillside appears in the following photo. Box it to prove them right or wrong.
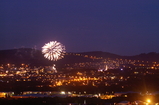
[0,48,159,67]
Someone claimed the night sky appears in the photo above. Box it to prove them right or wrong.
[1,0,159,56]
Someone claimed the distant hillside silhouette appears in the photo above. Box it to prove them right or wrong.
[0,48,159,67]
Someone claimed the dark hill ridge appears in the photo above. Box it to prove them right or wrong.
[123,52,159,63]
[0,48,159,67]
[78,51,122,58]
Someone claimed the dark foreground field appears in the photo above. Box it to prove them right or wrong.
[0,97,125,105]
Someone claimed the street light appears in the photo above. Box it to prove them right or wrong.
[146,99,151,105]
[147,99,151,103]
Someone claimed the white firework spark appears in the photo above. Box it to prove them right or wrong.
[42,41,66,61]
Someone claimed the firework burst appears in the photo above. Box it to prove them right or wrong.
[42,41,66,61]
